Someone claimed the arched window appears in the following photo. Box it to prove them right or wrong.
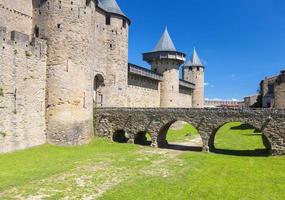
[94,74,105,107]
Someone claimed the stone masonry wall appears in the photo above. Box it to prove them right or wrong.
[177,92,193,108]
[274,82,285,109]
[184,66,204,108]
[0,29,47,153]
[0,0,33,36]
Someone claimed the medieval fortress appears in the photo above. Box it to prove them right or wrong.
[0,0,205,153]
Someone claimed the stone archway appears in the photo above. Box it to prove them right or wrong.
[94,74,105,107]
[208,122,272,156]
[134,131,151,146]
[157,120,203,151]
[112,130,129,143]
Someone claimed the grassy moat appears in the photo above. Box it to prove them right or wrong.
[1,123,285,199]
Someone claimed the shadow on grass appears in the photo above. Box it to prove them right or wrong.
[242,133,263,136]
[230,124,261,133]
[161,144,203,152]
[231,124,261,133]
[213,148,271,157]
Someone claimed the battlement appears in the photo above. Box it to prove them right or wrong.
[0,3,33,19]
[0,26,47,57]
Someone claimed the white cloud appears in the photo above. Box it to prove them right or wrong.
[204,82,209,86]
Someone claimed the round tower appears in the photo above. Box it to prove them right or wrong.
[33,0,97,145]
[143,28,186,107]
[183,49,205,108]
[96,0,131,107]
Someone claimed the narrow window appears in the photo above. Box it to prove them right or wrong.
[106,14,111,25]
[122,19,126,28]
[34,26,39,37]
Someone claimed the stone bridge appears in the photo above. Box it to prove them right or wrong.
[95,108,285,155]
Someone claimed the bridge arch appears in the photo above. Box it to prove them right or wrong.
[157,120,203,151]
[95,108,285,156]
[134,131,152,146]
[112,129,129,143]
[208,121,272,156]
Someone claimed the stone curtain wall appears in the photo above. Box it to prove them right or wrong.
[0,0,33,35]
[0,29,47,153]
[275,82,285,109]
[95,108,285,155]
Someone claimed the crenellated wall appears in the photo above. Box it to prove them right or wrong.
[0,28,47,153]
[0,0,33,35]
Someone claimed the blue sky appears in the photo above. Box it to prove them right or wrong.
[118,0,285,100]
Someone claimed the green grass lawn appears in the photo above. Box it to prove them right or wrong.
[166,123,198,142]
[0,122,285,199]
[215,122,266,151]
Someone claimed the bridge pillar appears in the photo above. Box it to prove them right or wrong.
[200,131,210,153]
[149,131,158,148]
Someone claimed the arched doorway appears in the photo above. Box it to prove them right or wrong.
[209,122,271,156]
[94,74,105,107]
[157,121,202,151]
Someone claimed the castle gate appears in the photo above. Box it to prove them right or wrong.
[95,108,285,155]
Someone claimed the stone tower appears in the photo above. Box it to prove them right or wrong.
[183,49,205,108]
[94,0,130,107]
[33,0,97,145]
[143,28,186,107]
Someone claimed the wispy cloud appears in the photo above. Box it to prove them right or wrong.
[204,82,215,88]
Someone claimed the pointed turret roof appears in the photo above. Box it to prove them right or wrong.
[153,27,177,52]
[184,60,193,67]
[191,48,204,67]
[98,0,127,17]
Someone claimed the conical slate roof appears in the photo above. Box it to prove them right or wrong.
[98,0,126,17]
[153,28,177,52]
[185,48,204,67]
[192,48,203,66]
[184,60,193,67]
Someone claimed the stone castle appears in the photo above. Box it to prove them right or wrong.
[260,70,285,109]
[0,0,205,153]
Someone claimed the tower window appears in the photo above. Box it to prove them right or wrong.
[122,19,126,28]
[34,26,39,37]
[106,14,111,25]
